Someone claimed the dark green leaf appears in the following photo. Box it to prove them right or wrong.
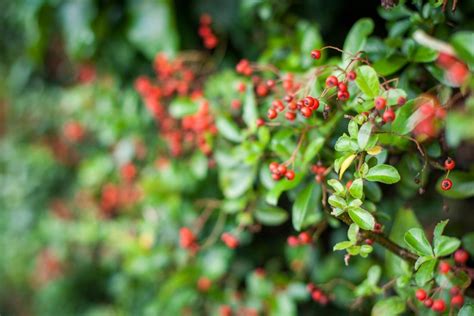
[292,182,320,231]
[415,259,436,286]
[342,18,374,67]
[404,228,433,256]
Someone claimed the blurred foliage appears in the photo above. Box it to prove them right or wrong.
[0,0,474,316]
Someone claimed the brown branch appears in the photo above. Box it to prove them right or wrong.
[326,209,418,264]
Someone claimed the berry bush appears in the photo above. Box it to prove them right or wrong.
[1,0,474,315]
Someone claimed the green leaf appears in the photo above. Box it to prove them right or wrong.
[436,171,474,199]
[219,164,256,199]
[292,182,320,231]
[415,259,436,286]
[169,98,198,118]
[348,207,375,230]
[365,164,401,184]
[243,86,258,132]
[255,204,288,226]
[462,232,474,256]
[349,178,363,199]
[127,0,178,59]
[459,304,474,316]
[333,241,354,251]
[327,179,345,195]
[372,297,406,316]
[348,120,359,139]
[266,173,303,205]
[373,56,408,76]
[360,245,373,256]
[348,223,359,242]
[391,100,416,135]
[358,122,373,151]
[434,236,460,257]
[355,65,380,98]
[303,137,324,164]
[342,18,374,68]
[411,46,438,63]
[451,32,474,69]
[335,134,359,152]
[216,116,243,142]
[364,181,382,202]
[328,195,347,210]
[367,265,381,285]
[433,220,449,242]
[404,228,433,256]
[415,256,432,271]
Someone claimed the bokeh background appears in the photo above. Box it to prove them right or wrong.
[1,0,473,315]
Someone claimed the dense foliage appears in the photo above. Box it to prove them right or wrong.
[1,0,474,315]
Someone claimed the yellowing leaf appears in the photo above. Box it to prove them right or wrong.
[367,145,382,155]
[339,154,357,179]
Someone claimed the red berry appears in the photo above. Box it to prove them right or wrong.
[437,52,457,68]
[179,227,196,249]
[444,158,455,171]
[285,170,295,180]
[346,71,357,81]
[285,111,296,121]
[231,99,241,109]
[454,249,469,264]
[306,283,316,292]
[397,96,407,106]
[441,178,453,191]
[300,106,312,118]
[269,162,279,173]
[288,101,298,111]
[303,96,315,108]
[272,173,282,181]
[447,62,469,86]
[197,277,212,292]
[284,95,293,102]
[277,164,287,175]
[325,75,338,88]
[287,236,299,247]
[450,286,460,296]
[416,289,427,301]
[374,223,383,233]
[338,83,347,91]
[266,79,275,88]
[439,261,451,274]
[267,108,278,120]
[272,100,285,112]
[311,290,322,301]
[219,305,232,316]
[256,118,265,127]
[383,108,395,123]
[221,233,239,249]
[311,49,321,60]
[236,82,246,93]
[375,97,387,110]
[424,298,433,308]
[365,239,374,245]
[309,98,320,110]
[431,299,446,312]
[451,295,464,307]
[298,231,312,244]
[256,84,269,97]
[337,90,350,101]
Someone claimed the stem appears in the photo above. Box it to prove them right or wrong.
[326,209,418,264]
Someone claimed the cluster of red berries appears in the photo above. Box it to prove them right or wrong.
[437,52,470,86]
[415,286,464,312]
[311,163,327,183]
[136,53,218,157]
[307,283,329,305]
[198,14,218,49]
[235,59,253,76]
[179,227,199,252]
[269,162,295,181]
[100,183,141,217]
[120,162,137,183]
[441,157,455,191]
[413,94,446,138]
[373,96,396,123]
[267,95,320,121]
[325,72,356,102]
[287,231,312,247]
[221,232,239,249]
[181,101,217,155]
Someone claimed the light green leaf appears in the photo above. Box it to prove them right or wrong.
[243,86,258,132]
[334,241,354,251]
[434,236,461,257]
[415,259,436,286]
[335,134,359,152]
[404,228,433,256]
[327,179,345,195]
[348,207,375,230]
[348,223,359,242]
[372,297,406,316]
[459,304,474,316]
[365,164,401,184]
[216,117,243,142]
[358,122,373,150]
[292,182,320,231]
[303,137,324,164]
[342,18,374,68]
[349,178,363,199]
[328,195,347,210]
[355,65,380,98]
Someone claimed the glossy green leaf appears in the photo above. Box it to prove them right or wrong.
[342,18,374,67]
[255,204,288,226]
[459,304,474,316]
[243,86,258,132]
[355,65,380,98]
[327,179,345,195]
[434,236,460,257]
[404,228,433,256]
[216,116,243,142]
[358,122,373,151]
[415,259,436,286]
[349,178,363,199]
[328,195,347,210]
[348,207,375,230]
[292,182,320,231]
[348,223,359,242]
[372,297,406,316]
[333,241,354,250]
[303,137,324,164]
[365,164,401,184]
